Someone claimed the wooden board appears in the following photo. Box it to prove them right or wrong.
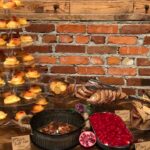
[0,0,149,21]
[134,0,150,14]
[70,0,133,14]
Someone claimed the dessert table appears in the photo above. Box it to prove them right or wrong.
[0,97,150,150]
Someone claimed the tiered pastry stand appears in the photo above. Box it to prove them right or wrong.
[0,1,53,128]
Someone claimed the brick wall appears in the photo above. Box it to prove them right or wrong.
[21,21,150,95]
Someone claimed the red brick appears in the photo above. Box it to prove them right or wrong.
[127,78,150,86]
[139,68,150,76]
[42,35,56,43]
[108,68,136,76]
[57,24,86,33]
[25,45,52,53]
[119,47,149,55]
[26,24,55,33]
[60,56,89,65]
[144,36,150,45]
[56,45,85,53]
[51,66,76,74]
[137,58,150,66]
[87,25,118,34]
[76,35,89,44]
[121,24,150,34]
[108,36,137,45]
[107,56,121,65]
[122,88,136,95]
[99,77,124,85]
[59,35,73,43]
[87,46,117,54]
[77,67,105,75]
[38,56,56,64]
[90,57,104,65]
[91,36,105,44]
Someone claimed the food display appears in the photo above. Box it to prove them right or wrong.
[22,53,35,65]
[90,112,133,148]
[75,83,127,104]
[39,121,77,135]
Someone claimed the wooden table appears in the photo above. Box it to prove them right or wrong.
[0,98,150,150]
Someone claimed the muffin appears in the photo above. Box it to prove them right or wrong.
[17,18,28,26]
[8,72,25,85]
[25,69,41,79]
[4,94,21,104]
[0,20,7,29]
[22,53,35,65]
[49,81,67,95]
[0,111,7,120]
[0,77,5,86]
[6,20,20,29]
[3,1,16,9]
[13,0,22,7]
[0,38,6,46]
[29,85,42,94]
[32,105,44,113]
[20,35,33,44]
[15,111,26,121]
[3,56,20,67]
[36,97,48,105]
[22,91,37,100]
[7,38,21,47]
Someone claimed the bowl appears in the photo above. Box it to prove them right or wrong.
[30,109,84,150]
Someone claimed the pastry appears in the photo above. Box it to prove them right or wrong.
[32,105,44,113]
[20,35,33,43]
[0,20,6,29]
[25,69,41,79]
[15,111,26,121]
[49,81,67,95]
[0,38,6,46]
[4,94,20,104]
[13,0,22,7]
[36,97,48,105]
[3,1,16,9]
[22,91,37,100]
[0,77,5,86]
[3,56,20,67]
[8,72,25,85]
[7,38,21,47]
[29,85,42,94]
[17,18,28,26]
[0,111,7,120]
[22,53,35,65]
[7,20,20,29]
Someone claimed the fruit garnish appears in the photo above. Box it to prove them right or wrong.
[79,131,96,148]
